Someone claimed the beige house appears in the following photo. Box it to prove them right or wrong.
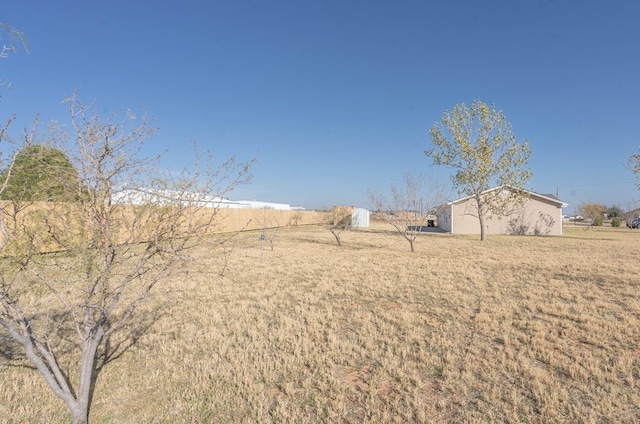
[436,187,568,236]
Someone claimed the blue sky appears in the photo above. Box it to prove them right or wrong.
[2,1,639,212]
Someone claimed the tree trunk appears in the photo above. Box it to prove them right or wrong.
[73,326,105,424]
[330,229,342,246]
[477,197,488,241]
[479,213,487,241]
[72,409,88,424]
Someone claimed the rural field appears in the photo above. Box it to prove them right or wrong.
[1,221,640,422]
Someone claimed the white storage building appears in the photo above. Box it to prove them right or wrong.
[351,208,370,228]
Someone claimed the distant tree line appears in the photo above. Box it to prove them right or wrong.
[576,203,624,228]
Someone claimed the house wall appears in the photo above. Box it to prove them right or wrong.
[450,200,483,234]
[450,196,564,236]
[436,207,452,232]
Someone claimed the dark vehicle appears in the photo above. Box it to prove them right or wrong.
[630,218,640,229]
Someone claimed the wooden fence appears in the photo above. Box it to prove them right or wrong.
[215,208,326,232]
[0,201,327,251]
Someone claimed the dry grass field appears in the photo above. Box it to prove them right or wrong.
[2,222,640,422]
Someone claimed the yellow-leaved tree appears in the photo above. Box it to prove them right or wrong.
[426,100,532,241]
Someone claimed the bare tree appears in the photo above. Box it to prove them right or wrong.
[622,200,640,227]
[369,172,442,252]
[326,206,352,246]
[289,210,303,226]
[0,95,251,423]
[258,206,280,251]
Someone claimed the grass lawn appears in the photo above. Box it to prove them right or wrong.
[2,222,640,422]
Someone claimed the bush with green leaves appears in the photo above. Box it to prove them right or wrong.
[611,217,622,227]
[607,205,623,218]
[0,144,79,202]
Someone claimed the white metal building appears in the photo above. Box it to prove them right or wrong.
[113,188,293,210]
[351,208,370,228]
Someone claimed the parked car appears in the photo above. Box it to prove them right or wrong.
[630,218,640,229]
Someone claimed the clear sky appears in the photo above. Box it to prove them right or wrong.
[2,0,639,212]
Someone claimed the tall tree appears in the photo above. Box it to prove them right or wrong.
[0,95,252,423]
[426,100,532,241]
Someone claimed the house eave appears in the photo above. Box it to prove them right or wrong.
[447,186,568,208]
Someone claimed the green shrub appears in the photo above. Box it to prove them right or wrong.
[593,216,604,226]
[611,217,622,227]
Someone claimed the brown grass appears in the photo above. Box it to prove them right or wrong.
[1,223,640,422]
